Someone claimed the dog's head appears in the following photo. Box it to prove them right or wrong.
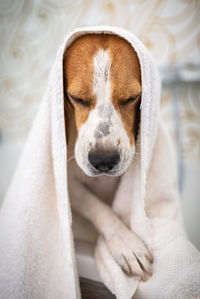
[64,34,141,177]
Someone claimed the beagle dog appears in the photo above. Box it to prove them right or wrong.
[63,34,153,281]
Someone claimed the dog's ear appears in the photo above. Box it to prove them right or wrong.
[63,91,71,141]
[64,92,77,145]
[132,98,141,141]
[63,61,76,144]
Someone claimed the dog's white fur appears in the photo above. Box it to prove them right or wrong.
[75,49,135,177]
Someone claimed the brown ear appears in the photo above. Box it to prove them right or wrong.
[63,60,77,146]
[132,98,141,141]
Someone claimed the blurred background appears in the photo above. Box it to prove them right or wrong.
[0,0,200,249]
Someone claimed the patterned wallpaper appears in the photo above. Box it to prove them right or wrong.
[161,82,200,160]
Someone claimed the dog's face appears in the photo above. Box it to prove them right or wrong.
[64,34,141,177]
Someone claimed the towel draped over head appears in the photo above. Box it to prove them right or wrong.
[0,26,200,299]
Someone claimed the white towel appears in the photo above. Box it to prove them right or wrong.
[0,26,200,299]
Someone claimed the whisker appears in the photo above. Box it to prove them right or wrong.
[134,151,141,157]
[71,160,78,170]
[131,158,138,168]
[67,155,75,163]
[130,155,140,166]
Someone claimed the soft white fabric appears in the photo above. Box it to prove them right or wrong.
[0,26,200,299]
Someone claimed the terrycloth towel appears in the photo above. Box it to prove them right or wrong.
[0,26,200,299]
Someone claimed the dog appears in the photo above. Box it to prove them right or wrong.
[63,34,153,281]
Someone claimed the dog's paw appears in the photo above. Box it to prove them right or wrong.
[105,223,153,280]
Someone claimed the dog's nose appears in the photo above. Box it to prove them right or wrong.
[88,151,120,172]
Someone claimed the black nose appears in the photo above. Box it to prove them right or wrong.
[88,151,120,172]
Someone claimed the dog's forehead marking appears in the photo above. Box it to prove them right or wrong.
[93,49,115,140]
[93,49,111,85]
[93,49,111,103]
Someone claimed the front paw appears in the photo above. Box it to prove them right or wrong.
[105,224,153,281]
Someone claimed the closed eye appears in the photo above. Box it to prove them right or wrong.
[120,93,141,106]
[68,93,89,107]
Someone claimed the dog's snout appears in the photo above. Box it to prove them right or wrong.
[88,151,120,172]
